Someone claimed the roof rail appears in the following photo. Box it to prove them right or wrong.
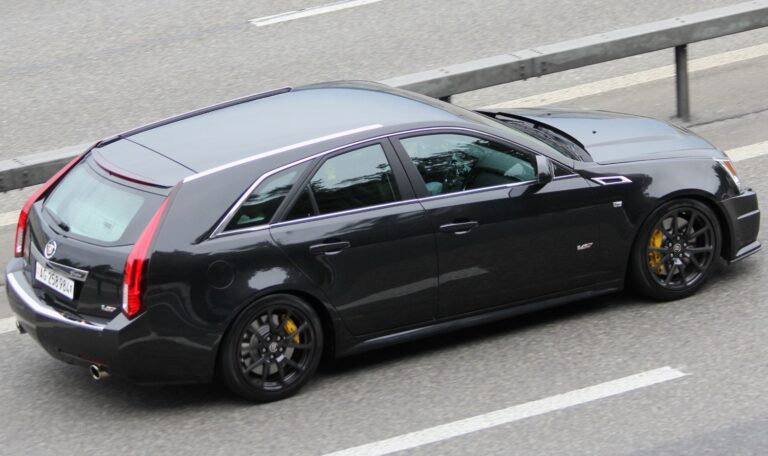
[97,87,292,146]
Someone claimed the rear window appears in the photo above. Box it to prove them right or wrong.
[43,161,164,245]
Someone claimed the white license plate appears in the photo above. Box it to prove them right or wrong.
[35,262,75,300]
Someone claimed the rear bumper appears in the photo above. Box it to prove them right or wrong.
[5,258,212,384]
[718,190,761,263]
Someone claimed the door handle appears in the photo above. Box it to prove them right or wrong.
[309,241,351,255]
[439,221,479,234]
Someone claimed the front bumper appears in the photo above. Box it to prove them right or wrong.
[719,190,761,263]
[5,258,211,384]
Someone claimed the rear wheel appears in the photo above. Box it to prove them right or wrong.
[220,294,323,402]
[630,199,721,300]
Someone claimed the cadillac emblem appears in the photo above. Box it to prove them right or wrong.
[44,240,57,259]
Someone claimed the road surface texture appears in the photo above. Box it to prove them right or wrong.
[1,1,767,455]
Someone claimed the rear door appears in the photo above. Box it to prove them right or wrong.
[392,131,603,318]
[269,140,438,336]
[25,157,166,319]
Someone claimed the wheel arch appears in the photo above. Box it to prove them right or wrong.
[211,287,340,379]
[625,190,731,281]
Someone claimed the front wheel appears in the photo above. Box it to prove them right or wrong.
[630,199,722,300]
[219,294,323,402]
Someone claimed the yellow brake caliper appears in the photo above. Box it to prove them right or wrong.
[283,317,300,344]
[648,229,665,273]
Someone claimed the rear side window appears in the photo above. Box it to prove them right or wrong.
[310,144,400,214]
[284,143,400,221]
[226,162,309,231]
[399,133,537,196]
[43,162,164,245]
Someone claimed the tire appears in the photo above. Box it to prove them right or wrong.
[629,198,722,301]
[219,294,323,402]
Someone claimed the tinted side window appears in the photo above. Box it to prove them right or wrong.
[226,163,308,230]
[306,143,400,216]
[310,144,400,214]
[399,134,537,196]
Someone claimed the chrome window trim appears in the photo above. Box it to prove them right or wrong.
[255,180,538,231]
[210,132,402,238]
[269,181,540,228]
[211,224,271,239]
[268,181,536,228]
[417,179,536,203]
[216,181,542,237]
[270,199,422,229]
[209,154,319,238]
[211,129,427,239]
[209,126,579,240]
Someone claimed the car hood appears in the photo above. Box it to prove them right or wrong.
[492,108,721,164]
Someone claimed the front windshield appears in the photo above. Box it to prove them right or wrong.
[482,112,592,162]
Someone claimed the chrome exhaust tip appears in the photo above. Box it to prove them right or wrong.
[89,364,109,380]
[15,321,26,335]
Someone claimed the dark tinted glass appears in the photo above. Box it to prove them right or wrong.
[309,144,400,215]
[226,162,308,230]
[400,134,537,196]
[554,164,574,177]
[284,188,315,221]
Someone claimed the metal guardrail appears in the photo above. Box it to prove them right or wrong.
[382,0,768,119]
[1,1,767,193]
[0,143,89,193]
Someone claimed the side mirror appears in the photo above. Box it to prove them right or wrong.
[535,155,554,185]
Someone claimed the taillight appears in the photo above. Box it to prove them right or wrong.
[14,153,87,258]
[122,200,168,318]
[13,211,29,258]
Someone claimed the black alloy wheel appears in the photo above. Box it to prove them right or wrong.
[220,294,323,402]
[631,199,721,300]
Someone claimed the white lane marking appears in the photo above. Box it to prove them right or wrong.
[729,141,768,162]
[0,316,16,335]
[250,0,384,27]
[324,367,687,456]
[0,210,19,228]
[484,42,768,109]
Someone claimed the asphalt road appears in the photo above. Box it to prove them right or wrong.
[3,0,768,161]
[1,1,768,455]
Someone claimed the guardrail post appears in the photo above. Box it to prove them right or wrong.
[675,45,691,122]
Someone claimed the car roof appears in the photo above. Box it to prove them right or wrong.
[104,82,484,175]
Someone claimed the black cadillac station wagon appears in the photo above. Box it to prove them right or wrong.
[6,82,760,401]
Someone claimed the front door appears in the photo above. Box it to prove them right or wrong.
[392,132,602,318]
